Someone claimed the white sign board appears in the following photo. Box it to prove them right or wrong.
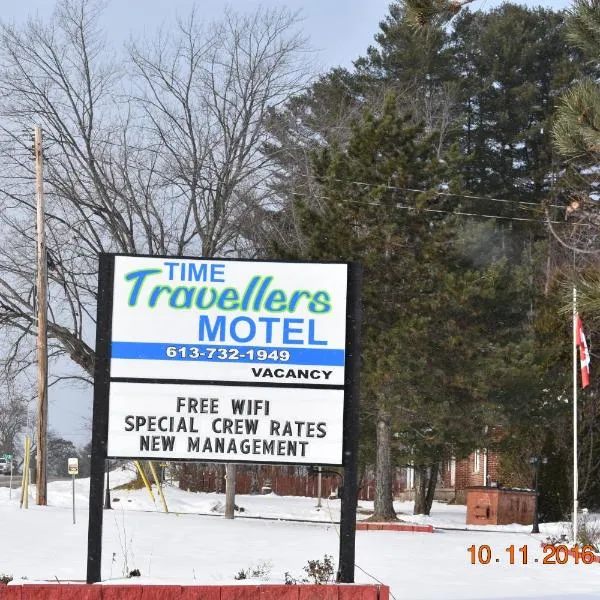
[108,382,344,464]
[68,457,79,475]
[105,256,348,465]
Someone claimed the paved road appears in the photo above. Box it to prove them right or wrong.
[0,474,70,488]
[0,473,18,488]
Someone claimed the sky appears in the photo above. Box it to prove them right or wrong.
[0,0,573,446]
[2,0,573,71]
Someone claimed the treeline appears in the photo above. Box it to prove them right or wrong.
[1,0,599,520]
[258,2,599,519]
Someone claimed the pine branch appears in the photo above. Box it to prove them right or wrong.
[566,0,600,61]
[401,0,476,29]
[553,78,600,161]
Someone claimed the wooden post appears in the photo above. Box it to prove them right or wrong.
[20,435,31,509]
[134,460,156,504]
[225,463,236,519]
[149,460,169,513]
[317,467,322,509]
[34,125,48,506]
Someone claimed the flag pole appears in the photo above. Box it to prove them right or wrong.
[573,286,578,541]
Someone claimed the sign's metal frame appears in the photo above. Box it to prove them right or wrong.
[86,253,362,584]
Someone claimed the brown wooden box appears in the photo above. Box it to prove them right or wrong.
[466,486,535,525]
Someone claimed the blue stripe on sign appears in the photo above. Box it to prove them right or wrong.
[111,342,345,366]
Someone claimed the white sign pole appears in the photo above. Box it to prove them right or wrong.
[573,286,578,541]
[68,457,79,524]
[9,459,12,500]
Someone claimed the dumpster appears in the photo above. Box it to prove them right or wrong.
[466,486,535,525]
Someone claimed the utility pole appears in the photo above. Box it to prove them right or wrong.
[34,125,48,506]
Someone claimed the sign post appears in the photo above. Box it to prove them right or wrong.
[87,255,360,583]
[68,457,79,524]
[338,263,362,582]
[4,454,13,499]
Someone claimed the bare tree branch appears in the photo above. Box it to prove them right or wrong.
[0,0,312,379]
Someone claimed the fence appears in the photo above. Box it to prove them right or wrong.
[175,464,410,501]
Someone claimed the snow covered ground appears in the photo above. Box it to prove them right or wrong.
[0,467,599,599]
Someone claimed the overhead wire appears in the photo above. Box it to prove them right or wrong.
[18,129,576,222]
[279,189,568,225]
[322,495,399,600]
[263,170,580,224]
[51,141,562,215]
[278,170,568,210]
[5,133,579,224]
[315,176,567,211]
[339,196,560,224]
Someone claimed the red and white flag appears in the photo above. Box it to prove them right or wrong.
[576,314,591,388]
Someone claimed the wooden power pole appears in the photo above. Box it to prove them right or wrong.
[34,125,48,506]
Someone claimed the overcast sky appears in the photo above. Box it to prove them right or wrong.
[3,0,572,71]
[2,0,572,445]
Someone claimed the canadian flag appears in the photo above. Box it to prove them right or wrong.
[576,314,591,388]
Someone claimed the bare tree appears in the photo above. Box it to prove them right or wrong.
[0,372,29,458]
[0,0,312,378]
[129,7,310,258]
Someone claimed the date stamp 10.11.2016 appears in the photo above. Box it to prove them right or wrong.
[468,544,598,565]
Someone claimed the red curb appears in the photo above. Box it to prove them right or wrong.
[21,586,60,600]
[356,522,433,533]
[178,586,221,600]
[221,585,262,600]
[140,586,184,600]
[378,587,389,600]
[103,586,143,600]
[0,584,390,600]
[298,585,339,600]
[339,587,378,600]
[0,586,21,600]
[59,585,103,600]
[259,585,300,600]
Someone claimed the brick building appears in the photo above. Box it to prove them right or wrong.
[393,450,501,504]
[453,449,500,503]
[176,449,501,504]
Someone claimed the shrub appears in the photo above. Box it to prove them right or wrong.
[577,513,600,552]
[234,560,272,581]
[284,555,336,585]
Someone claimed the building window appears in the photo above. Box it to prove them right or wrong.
[406,464,415,489]
[473,449,481,473]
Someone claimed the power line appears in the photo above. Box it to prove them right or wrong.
[343,197,559,223]
[287,173,567,211]
[41,136,563,213]
[284,189,564,224]
[88,135,567,212]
